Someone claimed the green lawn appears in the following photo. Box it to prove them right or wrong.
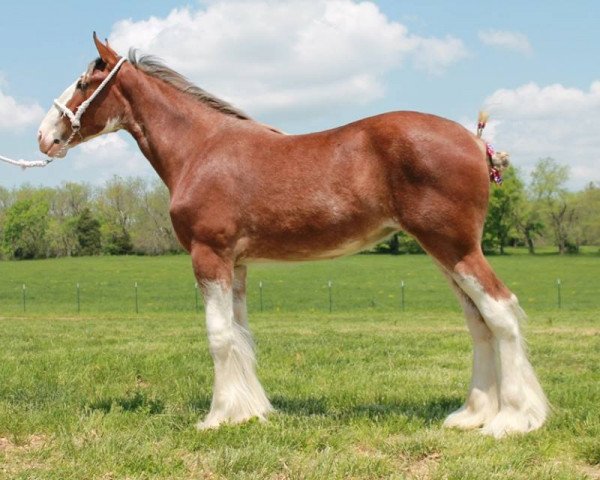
[0,251,599,314]
[0,254,599,479]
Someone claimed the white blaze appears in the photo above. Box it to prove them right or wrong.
[38,79,78,157]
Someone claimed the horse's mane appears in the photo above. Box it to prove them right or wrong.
[126,49,251,121]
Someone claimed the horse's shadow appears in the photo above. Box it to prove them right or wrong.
[85,392,461,425]
[85,390,165,415]
[270,395,461,425]
[187,394,461,425]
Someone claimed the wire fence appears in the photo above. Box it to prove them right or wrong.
[1,275,598,316]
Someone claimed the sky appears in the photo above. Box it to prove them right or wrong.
[0,0,598,190]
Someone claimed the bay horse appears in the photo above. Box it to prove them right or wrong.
[38,34,548,437]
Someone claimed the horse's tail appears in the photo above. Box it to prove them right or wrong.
[477,111,489,138]
[476,111,510,184]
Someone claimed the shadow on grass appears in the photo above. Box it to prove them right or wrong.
[188,396,211,413]
[85,390,165,414]
[86,391,461,424]
[186,394,461,424]
[271,394,461,424]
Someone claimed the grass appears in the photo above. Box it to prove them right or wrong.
[0,251,599,314]
[0,253,599,478]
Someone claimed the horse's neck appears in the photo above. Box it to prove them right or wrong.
[119,72,229,190]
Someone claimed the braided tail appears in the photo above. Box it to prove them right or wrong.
[476,111,510,185]
[477,111,490,138]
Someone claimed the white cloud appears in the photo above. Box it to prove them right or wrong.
[72,133,152,183]
[482,81,600,188]
[478,29,532,55]
[0,80,44,131]
[412,36,469,74]
[109,0,467,121]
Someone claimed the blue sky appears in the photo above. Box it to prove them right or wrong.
[1,0,598,189]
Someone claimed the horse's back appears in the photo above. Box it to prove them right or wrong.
[171,110,490,260]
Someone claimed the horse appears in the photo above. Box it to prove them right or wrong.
[37,34,548,437]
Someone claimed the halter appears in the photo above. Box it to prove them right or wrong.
[0,56,127,169]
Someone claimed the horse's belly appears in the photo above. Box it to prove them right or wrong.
[241,223,400,263]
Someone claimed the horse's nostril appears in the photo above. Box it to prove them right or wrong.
[53,139,60,144]
[37,131,42,141]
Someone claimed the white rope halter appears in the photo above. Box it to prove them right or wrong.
[0,56,127,170]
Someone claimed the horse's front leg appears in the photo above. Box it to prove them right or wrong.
[192,244,272,429]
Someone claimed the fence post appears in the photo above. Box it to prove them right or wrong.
[400,280,405,311]
[328,280,333,313]
[135,282,139,314]
[22,284,26,312]
[77,283,81,314]
[259,281,264,312]
[557,278,562,309]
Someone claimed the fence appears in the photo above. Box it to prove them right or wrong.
[2,275,597,316]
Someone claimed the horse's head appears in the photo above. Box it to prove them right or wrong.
[38,34,126,158]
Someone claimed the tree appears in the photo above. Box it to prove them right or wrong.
[102,224,134,255]
[75,207,102,256]
[530,158,578,254]
[0,187,12,259]
[483,167,525,254]
[35,183,92,257]
[61,182,92,217]
[97,176,142,254]
[131,180,181,254]
[572,182,600,246]
[374,232,424,254]
[2,195,50,259]
[514,205,544,254]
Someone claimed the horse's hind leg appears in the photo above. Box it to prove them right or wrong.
[431,247,549,437]
[441,273,499,429]
[404,220,548,435]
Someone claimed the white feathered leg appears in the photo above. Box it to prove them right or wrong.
[197,278,272,430]
[456,274,549,438]
[443,278,498,430]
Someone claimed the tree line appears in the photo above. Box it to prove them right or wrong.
[0,177,180,260]
[0,158,598,260]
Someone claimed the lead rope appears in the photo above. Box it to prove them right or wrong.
[0,57,127,170]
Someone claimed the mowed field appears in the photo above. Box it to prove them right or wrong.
[0,253,599,479]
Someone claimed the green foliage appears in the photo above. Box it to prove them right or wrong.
[573,182,600,246]
[75,207,102,256]
[102,225,134,255]
[0,186,10,259]
[483,166,525,254]
[514,204,545,254]
[132,180,180,254]
[530,158,579,254]
[374,232,424,255]
[2,194,50,259]
[0,166,597,260]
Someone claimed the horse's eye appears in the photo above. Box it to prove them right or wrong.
[76,80,88,90]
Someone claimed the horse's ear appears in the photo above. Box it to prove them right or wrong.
[93,32,119,68]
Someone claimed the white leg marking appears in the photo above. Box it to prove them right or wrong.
[198,281,272,430]
[233,266,249,330]
[456,275,549,438]
[444,288,498,430]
